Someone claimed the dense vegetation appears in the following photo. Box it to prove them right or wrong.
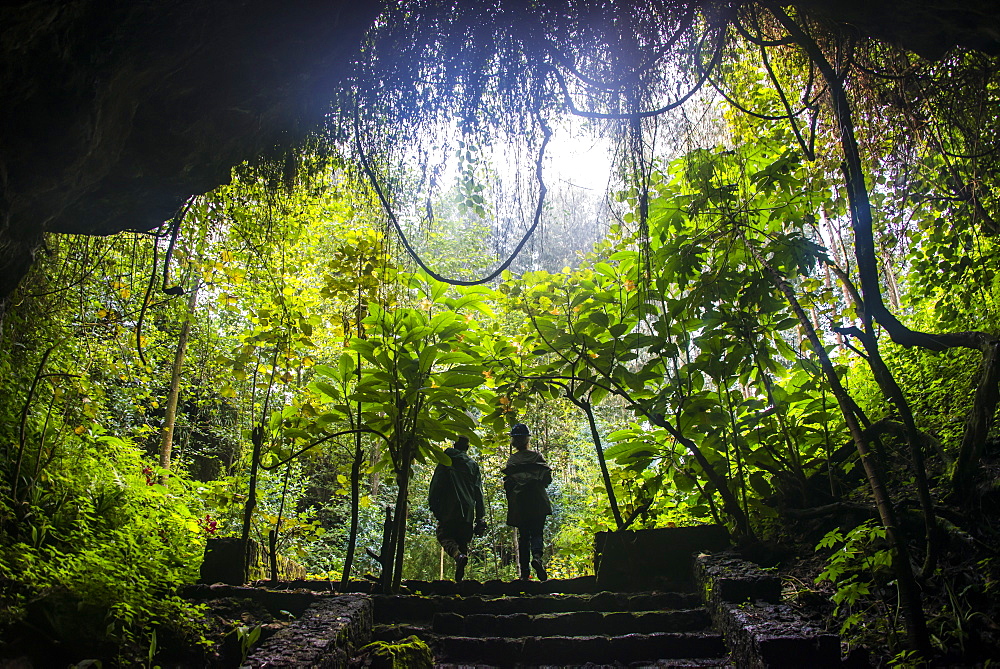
[2,2,1000,666]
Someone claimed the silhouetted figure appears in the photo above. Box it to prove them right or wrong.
[428,435,486,581]
[503,424,552,581]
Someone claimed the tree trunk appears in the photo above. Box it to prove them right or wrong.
[159,281,199,480]
[380,437,411,594]
[576,396,624,530]
[341,435,364,588]
[746,230,930,656]
[269,461,292,584]
[837,326,939,576]
[268,529,278,584]
[240,426,264,584]
[768,3,1000,498]
[390,444,413,592]
[341,348,365,589]
[954,339,1000,487]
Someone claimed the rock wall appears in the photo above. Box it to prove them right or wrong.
[695,552,841,669]
[0,0,381,298]
[594,524,730,592]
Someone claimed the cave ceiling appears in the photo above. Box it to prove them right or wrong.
[1,0,998,300]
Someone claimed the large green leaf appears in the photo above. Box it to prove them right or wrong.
[311,381,339,400]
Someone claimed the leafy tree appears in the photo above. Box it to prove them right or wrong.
[303,276,495,590]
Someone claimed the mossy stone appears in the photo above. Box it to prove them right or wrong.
[358,634,433,668]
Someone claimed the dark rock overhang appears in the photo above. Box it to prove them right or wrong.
[1,0,997,300]
[0,0,382,297]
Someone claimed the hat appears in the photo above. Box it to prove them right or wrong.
[510,423,530,436]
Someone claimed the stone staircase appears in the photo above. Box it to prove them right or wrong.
[372,578,731,667]
[213,526,843,667]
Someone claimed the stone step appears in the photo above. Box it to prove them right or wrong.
[434,661,731,668]
[373,623,429,642]
[432,632,728,666]
[374,591,703,622]
[433,608,712,637]
[400,577,599,597]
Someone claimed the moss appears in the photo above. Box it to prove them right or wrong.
[358,635,433,668]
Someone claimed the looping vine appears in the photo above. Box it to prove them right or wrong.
[355,110,552,286]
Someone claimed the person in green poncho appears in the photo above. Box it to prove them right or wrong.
[503,423,552,581]
[428,435,486,581]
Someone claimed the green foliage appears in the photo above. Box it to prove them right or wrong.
[815,521,894,637]
[305,275,496,475]
[237,624,262,664]
[488,137,850,537]
[0,426,210,661]
[0,161,388,661]
[887,649,926,668]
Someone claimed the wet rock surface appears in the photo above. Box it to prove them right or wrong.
[187,531,845,667]
[717,601,840,669]
[694,552,781,605]
[695,552,842,668]
[183,583,329,618]
[434,632,727,666]
[431,608,711,636]
[434,662,729,668]
[181,533,848,667]
[243,594,372,668]
[373,591,702,622]
[401,575,597,596]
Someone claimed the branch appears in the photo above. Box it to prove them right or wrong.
[355,112,551,286]
[541,9,695,92]
[741,219,930,652]
[553,27,725,120]
[620,497,654,531]
[767,5,997,359]
[784,501,875,519]
[161,198,193,293]
[13,345,57,499]
[760,41,814,160]
[136,199,192,367]
[708,76,823,122]
[260,428,392,471]
[733,8,795,47]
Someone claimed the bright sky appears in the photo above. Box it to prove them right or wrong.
[547,121,615,193]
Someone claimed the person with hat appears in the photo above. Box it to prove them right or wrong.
[502,423,553,581]
[428,435,487,581]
